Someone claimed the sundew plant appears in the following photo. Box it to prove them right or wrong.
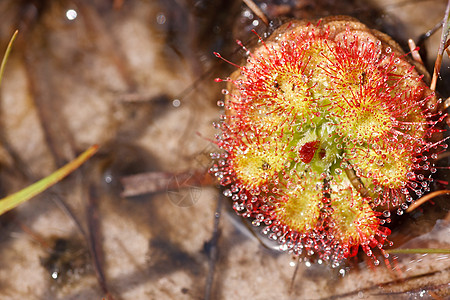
[211,16,448,266]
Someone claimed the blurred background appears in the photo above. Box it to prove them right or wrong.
[0,0,449,299]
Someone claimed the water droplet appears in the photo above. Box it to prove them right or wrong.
[51,271,59,279]
[233,202,245,211]
[231,185,239,193]
[406,172,415,180]
[172,99,181,107]
[223,189,232,197]
[66,9,78,21]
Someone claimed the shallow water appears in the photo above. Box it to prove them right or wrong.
[0,0,449,299]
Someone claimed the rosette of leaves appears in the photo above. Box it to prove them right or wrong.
[212,16,446,265]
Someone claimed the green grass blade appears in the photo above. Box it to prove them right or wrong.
[0,30,18,87]
[0,145,99,216]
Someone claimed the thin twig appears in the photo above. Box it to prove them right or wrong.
[408,39,424,64]
[430,0,450,91]
[50,193,88,239]
[442,97,450,110]
[120,169,213,198]
[242,0,269,26]
[289,256,301,294]
[386,248,450,254]
[87,185,116,300]
[73,0,137,91]
[406,189,450,213]
[23,48,77,166]
[417,19,444,46]
[204,195,222,300]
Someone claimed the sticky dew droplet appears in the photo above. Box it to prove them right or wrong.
[223,189,232,197]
